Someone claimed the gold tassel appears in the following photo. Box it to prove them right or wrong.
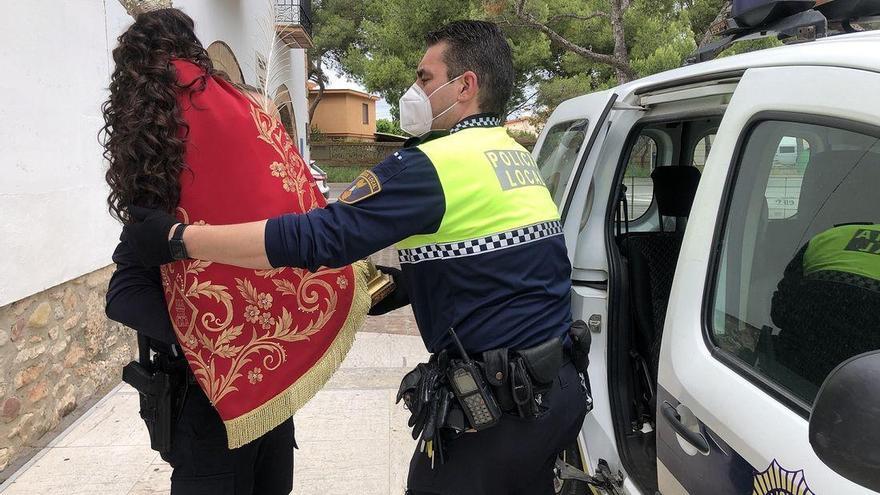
[222,261,372,448]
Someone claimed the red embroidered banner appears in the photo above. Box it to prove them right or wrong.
[160,60,369,448]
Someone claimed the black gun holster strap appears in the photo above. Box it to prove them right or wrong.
[569,320,592,374]
[121,334,186,455]
[482,348,515,411]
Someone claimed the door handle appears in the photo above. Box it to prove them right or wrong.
[661,402,710,455]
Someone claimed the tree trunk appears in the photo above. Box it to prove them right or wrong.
[609,0,634,84]
[307,56,326,124]
[512,0,636,81]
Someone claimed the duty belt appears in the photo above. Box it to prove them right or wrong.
[396,321,592,466]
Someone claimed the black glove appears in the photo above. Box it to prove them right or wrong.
[122,206,181,267]
[368,265,410,316]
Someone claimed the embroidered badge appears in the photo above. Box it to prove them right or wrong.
[339,170,382,205]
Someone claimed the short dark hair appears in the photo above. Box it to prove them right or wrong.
[425,20,514,117]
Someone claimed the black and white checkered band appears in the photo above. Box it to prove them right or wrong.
[809,269,880,293]
[398,221,563,265]
[449,114,502,134]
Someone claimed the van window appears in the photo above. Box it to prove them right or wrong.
[536,119,589,207]
[622,135,658,220]
[765,136,812,219]
[692,133,715,172]
[709,119,880,406]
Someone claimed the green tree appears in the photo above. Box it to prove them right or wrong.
[312,0,554,119]
[311,0,744,122]
[308,0,371,121]
[502,0,730,84]
[338,1,482,120]
[497,0,711,117]
[376,118,405,136]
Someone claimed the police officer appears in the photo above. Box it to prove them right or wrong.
[771,223,880,389]
[123,20,591,494]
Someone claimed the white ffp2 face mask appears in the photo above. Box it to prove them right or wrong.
[398,76,463,137]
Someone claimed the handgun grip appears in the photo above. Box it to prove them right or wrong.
[122,361,155,394]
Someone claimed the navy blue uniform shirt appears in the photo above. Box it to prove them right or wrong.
[107,115,572,355]
[265,115,573,353]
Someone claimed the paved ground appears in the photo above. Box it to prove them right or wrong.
[0,309,427,495]
[0,235,425,495]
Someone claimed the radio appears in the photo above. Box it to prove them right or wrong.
[446,328,502,431]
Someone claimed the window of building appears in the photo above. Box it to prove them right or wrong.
[708,119,880,407]
[207,41,244,85]
[362,103,369,125]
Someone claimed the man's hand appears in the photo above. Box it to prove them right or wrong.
[122,206,181,267]
[369,265,411,316]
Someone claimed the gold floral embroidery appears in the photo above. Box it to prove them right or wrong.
[270,162,286,178]
[259,312,276,330]
[255,267,287,278]
[257,293,273,310]
[282,176,296,192]
[244,305,260,323]
[160,104,347,409]
[162,207,350,407]
[250,103,319,212]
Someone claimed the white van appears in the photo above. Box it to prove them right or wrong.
[774,136,799,167]
[536,28,880,495]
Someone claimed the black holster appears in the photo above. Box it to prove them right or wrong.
[121,335,184,455]
[569,320,592,374]
[482,337,564,420]
[482,348,514,411]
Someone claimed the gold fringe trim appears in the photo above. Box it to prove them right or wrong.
[222,261,372,448]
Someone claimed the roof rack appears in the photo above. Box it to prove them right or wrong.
[687,0,880,64]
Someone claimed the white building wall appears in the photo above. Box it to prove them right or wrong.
[287,49,311,160]
[0,0,310,306]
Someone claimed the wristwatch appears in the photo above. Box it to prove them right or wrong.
[169,223,190,261]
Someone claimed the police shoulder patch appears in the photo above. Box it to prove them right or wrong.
[339,170,382,205]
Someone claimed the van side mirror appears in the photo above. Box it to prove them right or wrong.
[809,350,880,491]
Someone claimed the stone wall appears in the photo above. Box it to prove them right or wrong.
[0,266,136,473]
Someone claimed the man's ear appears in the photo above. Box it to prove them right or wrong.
[458,71,479,103]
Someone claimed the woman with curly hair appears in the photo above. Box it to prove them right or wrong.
[102,3,371,494]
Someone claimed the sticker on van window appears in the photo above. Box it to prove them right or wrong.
[752,459,815,495]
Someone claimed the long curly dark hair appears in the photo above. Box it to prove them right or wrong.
[101,8,217,223]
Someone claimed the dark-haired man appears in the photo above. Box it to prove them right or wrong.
[123,20,591,494]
